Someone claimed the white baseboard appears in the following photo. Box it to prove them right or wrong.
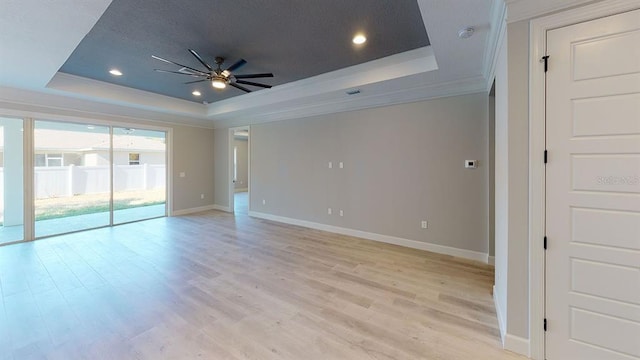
[212,204,232,212]
[172,204,219,216]
[248,210,489,263]
[488,256,495,265]
[234,188,248,193]
[493,285,530,357]
[505,334,530,357]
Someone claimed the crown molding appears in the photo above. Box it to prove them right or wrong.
[0,86,214,128]
[48,72,207,117]
[206,46,438,119]
[212,75,487,128]
[505,0,599,23]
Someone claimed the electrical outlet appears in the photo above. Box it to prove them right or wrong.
[200,194,205,199]
[328,161,333,169]
[339,162,344,169]
[327,208,332,215]
[421,220,428,229]
[339,210,344,217]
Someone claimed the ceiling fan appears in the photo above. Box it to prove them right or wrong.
[152,49,273,93]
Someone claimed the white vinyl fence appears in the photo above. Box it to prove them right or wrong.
[0,164,166,200]
[0,165,165,222]
[34,164,166,198]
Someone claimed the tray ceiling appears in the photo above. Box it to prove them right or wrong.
[59,0,429,103]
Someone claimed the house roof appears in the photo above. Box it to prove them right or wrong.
[0,128,165,152]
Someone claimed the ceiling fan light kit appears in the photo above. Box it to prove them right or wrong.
[152,49,274,94]
[211,77,227,89]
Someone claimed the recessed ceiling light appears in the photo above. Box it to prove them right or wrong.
[458,27,475,39]
[352,34,367,45]
[192,90,201,96]
[109,69,123,76]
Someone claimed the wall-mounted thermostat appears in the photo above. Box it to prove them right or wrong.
[465,160,478,169]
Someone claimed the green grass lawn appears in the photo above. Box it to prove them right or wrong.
[34,200,165,221]
[33,190,165,221]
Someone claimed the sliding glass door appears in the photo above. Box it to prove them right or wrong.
[112,127,166,224]
[0,117,24,244]
[0,118,169,241]
[34,121,111,237]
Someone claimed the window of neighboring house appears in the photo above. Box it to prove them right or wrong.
[47,153,63,167]
[129,153,140,165]
[35,154,46,167]
[35,153,65,167]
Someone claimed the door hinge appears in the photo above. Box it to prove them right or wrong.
[544,318,547,331]
[544,150,548,164]
[544,236,547,250]
[542,55,549,72]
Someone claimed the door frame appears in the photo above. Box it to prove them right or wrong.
[528,1,639,358]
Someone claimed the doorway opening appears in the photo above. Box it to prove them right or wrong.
[230,126,249,215]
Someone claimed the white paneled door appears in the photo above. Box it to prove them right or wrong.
[545,8,640,360]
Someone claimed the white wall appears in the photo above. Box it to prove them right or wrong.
[232,93,491,259]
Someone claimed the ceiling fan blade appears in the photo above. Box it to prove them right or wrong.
[154,69,203,76]
[225,59,247,73]
[229,82,252,93]
[233,73,274,79]
[151,55,209,76]
[184,79,208,84]
[235,80,272,89]
[188,49,213,71]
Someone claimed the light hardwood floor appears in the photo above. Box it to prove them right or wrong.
[0,211,525,360]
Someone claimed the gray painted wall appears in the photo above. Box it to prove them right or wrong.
[494,28,510,338]
[233,138,248,190]
[494,19,530,340]
[488,85,496,258]
[213,128,229,208]
[246,93,490,254]
[171,124,215,212]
